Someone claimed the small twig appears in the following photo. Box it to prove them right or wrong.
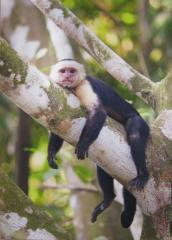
[94,2,122,27]
[41,183,99,193]
[136,49,150,78]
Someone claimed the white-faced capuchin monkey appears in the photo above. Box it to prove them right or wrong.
[48,59,149,228]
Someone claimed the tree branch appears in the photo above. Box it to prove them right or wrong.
[0,170,69,240]
[42,183,98,193]
[30,0,156,108]
[153,70,172,113]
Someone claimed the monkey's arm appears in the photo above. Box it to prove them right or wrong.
[75,106,106,159]
[48,132,63,169]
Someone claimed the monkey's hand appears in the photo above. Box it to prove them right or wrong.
[48,153,58,169]
[75,142,89,160]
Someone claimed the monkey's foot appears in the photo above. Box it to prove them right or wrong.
[48,154,58,169]
[91,198,114,223]
[121,211,135,228]
[128,174,149,190]
[75,143,88,160]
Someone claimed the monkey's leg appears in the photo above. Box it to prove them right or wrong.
[91,166,115,223]
[47,132,63,169]
[121,188,136,228]
[125,115,149,190]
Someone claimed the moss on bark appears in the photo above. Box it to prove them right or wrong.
[0,170,70,239]
[0,38,27,85]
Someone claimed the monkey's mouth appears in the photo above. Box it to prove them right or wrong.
[58,79,74,87]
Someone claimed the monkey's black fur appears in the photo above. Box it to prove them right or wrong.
[48,75,149,228]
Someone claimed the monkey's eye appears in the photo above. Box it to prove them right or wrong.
[60,69,65,73]
[70,68,76,74]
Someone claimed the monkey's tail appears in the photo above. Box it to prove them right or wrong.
[121,188,136,228]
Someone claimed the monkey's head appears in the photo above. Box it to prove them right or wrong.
[49,59,86,88]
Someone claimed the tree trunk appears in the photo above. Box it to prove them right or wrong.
[15,110,31,195]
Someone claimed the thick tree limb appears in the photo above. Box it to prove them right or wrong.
[30,0,156,108]
[0,170,69,240]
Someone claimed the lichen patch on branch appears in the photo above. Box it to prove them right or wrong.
[27,228,56,240]
[0,212,28,236]
[160,110,172,140]
[25,207,33,214]
[49,8,64,24]
[0,60,5,66]
[48,8,87,48]
[6,65,50,117]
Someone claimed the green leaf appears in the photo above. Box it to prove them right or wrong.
[121,12,136,24]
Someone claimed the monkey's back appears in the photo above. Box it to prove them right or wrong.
[86,76,139,123]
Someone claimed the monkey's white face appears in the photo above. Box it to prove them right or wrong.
[56,67,80,88]
[49,61,86,88]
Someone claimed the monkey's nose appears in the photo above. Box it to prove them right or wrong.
[66,75,73,79]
